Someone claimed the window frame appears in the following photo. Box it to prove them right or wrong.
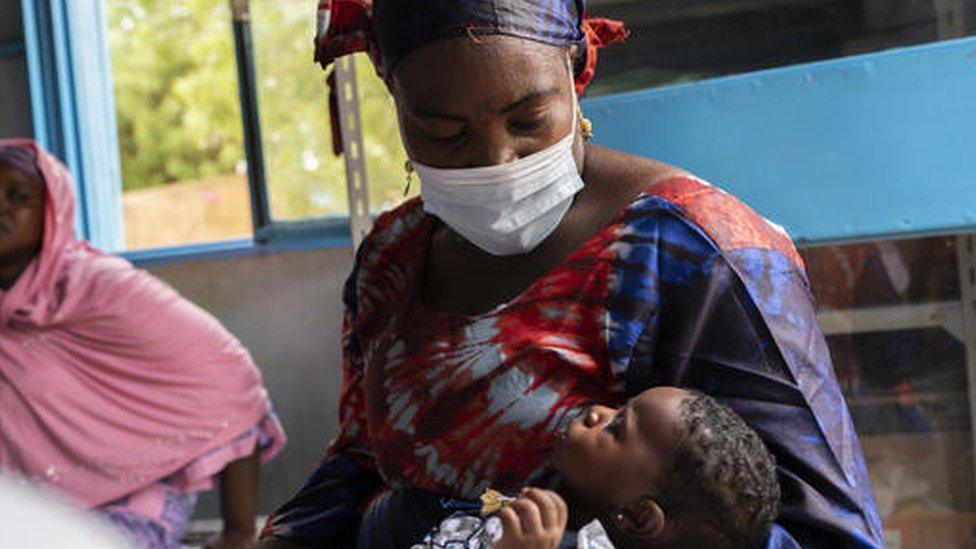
[19,0,356,266]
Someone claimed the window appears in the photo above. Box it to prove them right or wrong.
[247,1,412,222]
[106,0,413,252]
[248,0,346,222]
[586,0,976,97]
[801,234,976,547]
[108,0,250,250]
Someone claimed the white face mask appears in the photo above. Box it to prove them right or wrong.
[414,63,584,256]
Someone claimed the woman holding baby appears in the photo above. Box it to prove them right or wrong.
[260,1,883,547]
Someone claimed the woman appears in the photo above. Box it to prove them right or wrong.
[0,140,286,548]
[261,1,882,547]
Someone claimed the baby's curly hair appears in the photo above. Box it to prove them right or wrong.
[654,390,780,548]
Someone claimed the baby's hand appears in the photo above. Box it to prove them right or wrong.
[495,488,568,549]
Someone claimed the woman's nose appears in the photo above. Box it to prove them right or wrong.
[466,130,518,168]
[583,405,612,428]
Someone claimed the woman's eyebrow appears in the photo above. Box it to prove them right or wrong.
[499,87,560,114]
[408,87,561,121]
[2,173,38,191]
[409,108,466,122]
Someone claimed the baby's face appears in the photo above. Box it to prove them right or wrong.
[551,387,688,512]
[0,162,44,263]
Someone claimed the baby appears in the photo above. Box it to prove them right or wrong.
[416,387,780,549]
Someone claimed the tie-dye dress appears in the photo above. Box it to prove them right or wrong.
[263,175,884,548]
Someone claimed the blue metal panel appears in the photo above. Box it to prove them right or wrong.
[20,0,87,238]
[20,0,50,147]
[583,37,976,245]
[42,0,84,234]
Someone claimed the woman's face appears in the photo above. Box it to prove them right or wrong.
[0,161,44,263]
[391,35,581,170]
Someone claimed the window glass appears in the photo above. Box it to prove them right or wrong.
[247,23,414,220]
[109,0,250,249]
[800,234,976,548]
[250,0,347,222]
[586,0,976,97]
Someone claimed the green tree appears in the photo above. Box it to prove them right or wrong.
[108,0,410,219]
[109,0,244,190]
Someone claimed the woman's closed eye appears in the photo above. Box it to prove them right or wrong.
[412,117,468,145]
[5,188,33,205]
[508,114,550,134]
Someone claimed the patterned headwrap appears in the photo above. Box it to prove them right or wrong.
[313,0,627,154]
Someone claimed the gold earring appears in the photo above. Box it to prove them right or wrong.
[578,107,593,141]
[403,160,415,197]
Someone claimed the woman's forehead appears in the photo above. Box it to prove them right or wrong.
[393,36,570,111]
[0,147,41,184]
[0,161,42,189]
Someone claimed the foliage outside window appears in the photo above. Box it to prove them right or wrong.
[108,0,413,251]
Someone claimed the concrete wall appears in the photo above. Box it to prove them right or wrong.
[147,246,355,517]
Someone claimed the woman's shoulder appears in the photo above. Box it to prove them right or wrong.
[593,147,803,269]
[356,197,430,263]
[60,245,186,314]
[639,173,804,269]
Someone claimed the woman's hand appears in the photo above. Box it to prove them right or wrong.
[495,488,568,549]
[205,528,256,549]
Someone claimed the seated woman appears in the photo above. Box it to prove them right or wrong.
[260,1,882,547]
[0,140,287,549]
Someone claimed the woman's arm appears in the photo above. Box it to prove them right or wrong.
[206,451,260,549]
[259,451,385,545]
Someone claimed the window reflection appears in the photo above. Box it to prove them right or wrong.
[587,0,976,96]
[801,235,976,548]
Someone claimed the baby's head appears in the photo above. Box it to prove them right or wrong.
[552,387,779,548]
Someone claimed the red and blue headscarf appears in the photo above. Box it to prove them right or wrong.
[314,0,626,90]
[313,0,627,153]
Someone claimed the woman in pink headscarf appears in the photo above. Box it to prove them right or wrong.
[0,138,287,549]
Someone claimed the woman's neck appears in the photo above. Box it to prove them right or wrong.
[0,254,33,290]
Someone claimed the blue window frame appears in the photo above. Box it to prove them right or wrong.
[18,0,354,265]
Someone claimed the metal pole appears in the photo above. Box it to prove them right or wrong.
[333,55,373,249]
[229,0,272,242]
[956,234,976,507]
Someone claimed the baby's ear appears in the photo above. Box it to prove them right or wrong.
[611,497,666,542]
